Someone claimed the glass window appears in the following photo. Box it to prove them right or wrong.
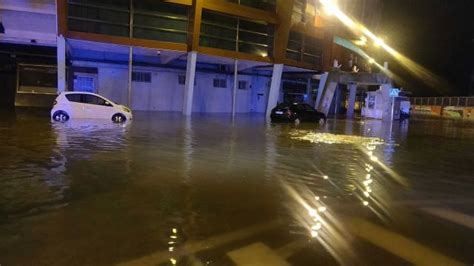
[224,0,276,12]
[238,19,274,57]
[133,1,188,43]
[65,94,82,103]
[132,72,152,83]
[286,31,302,61]
[68,0,130,37]
[18,65,57,94]
[292,0,306,23]
[213,78,227,88]
[238,81,248,90]
[304,104,315,111]
[200,11,274,57]
[200,11,237,51]
[83,94,109,106]
[178,75,186,85]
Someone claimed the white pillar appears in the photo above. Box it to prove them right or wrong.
[57,35,66,94]
[232,59,238,117]
[306,77,312,105]
[127,46,133,107]
[315,72,328,109]
[266,64,283,118]
[183,51,197,116]
[347,83,357,118]
[380,83,392,120]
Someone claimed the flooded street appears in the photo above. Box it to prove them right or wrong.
[1,110,473,265]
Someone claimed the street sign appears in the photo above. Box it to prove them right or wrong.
[389,88,400,97]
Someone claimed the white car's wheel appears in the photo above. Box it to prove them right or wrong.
[112,113,126,123]
[52,111,69,122]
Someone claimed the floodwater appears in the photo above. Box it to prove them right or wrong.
[0,110,473,266]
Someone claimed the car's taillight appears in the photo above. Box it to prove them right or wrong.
[53,100,57,105]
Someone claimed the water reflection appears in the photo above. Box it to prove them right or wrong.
[1,113,473,265]
[279,119,412,263]
[52,119,130,154]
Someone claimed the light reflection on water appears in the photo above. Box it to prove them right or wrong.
[282,126,397,263]
[0,111,473,265]
[290,131,384,145]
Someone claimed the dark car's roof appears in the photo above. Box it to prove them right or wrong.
[276,102,307,108]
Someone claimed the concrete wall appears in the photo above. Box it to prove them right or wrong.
[72,61,270,113]
[0,0,57,46]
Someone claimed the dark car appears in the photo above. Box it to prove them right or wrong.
[270,103,326,124]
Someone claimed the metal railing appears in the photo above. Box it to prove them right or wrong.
[410,97,474,107]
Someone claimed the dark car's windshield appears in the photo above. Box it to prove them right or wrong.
[276,103,289,109]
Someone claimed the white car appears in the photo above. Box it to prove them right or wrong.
[51,92,132,123]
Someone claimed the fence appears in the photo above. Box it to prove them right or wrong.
[410,97,474,107]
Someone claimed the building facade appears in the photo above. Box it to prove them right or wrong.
[0,0,384,116]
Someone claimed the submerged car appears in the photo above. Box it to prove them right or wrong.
[270,103,326,124]
[51,92,132,123]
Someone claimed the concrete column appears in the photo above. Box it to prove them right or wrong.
[183,51,197,116]
[232,59,238,117]
[127,46,133,107]
[306,77,312,105]
[315,72,328,109]
[57,35,66,93]
[266,64,283,118]
[380,83,392,120]
[331,85,342,115]
[347,83,357,118]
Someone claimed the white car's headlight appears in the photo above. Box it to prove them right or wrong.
[122,107,131,113]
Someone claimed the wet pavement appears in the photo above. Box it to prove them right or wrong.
[0,109,473,266]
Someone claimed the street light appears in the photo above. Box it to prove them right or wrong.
[373,37,385,48]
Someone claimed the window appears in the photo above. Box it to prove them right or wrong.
[213,78,227,88]
[286,31,322,67]
[132,72,152,83]
[238,81,248,90]
[18,65,57,94]
[68,0,130,37]
[65,94,82,103]
[178,75,186,85]
[303,36,323,65]
[286,31,302,61]
[238,19,274,57]
[224,0,276,12]
[83,94,110,106]
[303,104,315,111]
[66,93,111,106]
[368,95,376,109]
[200,11,274,57]
[200,11,237,51]
[133,1,189,43]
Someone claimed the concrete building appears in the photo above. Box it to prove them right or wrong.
[0,0,391,118]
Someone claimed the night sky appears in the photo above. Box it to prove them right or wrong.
[379,0,474,96]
